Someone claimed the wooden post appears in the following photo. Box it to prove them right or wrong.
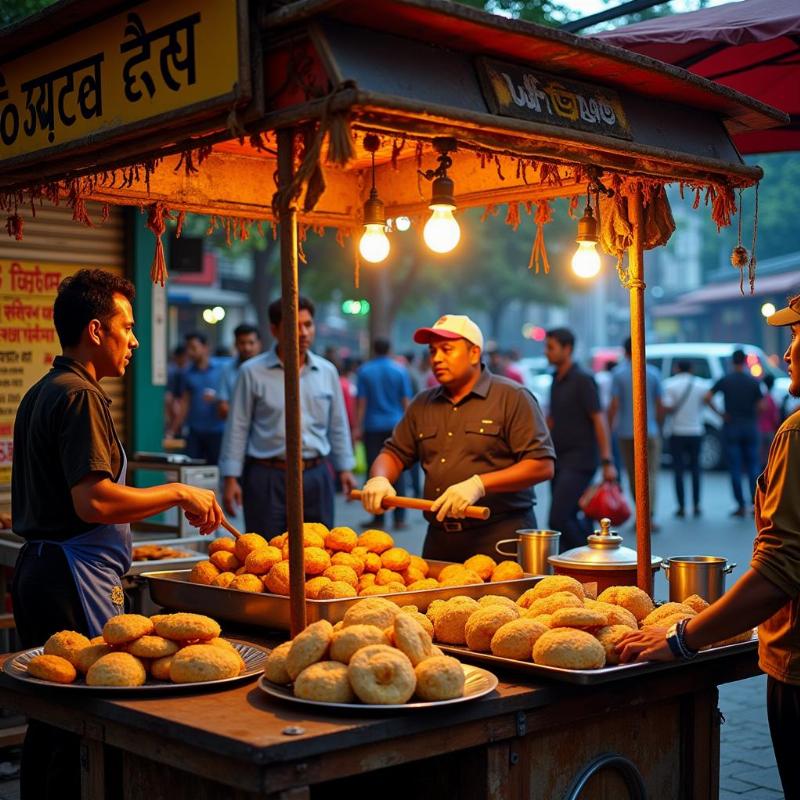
[626,187,653,596]
[277,128,307,636]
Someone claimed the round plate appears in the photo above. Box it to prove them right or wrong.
[3,639,267,693]
[258,663,498,710]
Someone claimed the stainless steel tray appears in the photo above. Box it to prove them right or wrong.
[437,634,758,685]
[127,535,209,576]
[144,561,541,630]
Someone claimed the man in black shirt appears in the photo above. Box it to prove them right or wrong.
[12,269,223,800]
[704,348,764,516]
[545,328,617,551]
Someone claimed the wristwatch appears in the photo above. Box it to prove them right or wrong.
[666,619,698,660]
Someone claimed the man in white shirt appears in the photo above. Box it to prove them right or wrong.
[661,360,709,517]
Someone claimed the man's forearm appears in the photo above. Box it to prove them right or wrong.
[479,457,554,494]
[369,451,404,484]
[72,479,191,525]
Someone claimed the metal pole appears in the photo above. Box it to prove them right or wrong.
[626,187,653,596]
[277,127,307,636]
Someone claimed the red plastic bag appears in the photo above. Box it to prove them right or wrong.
[579,481,632,526]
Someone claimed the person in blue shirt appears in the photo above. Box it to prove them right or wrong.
[608,336,664,531]
[355,338,414,530]
[173,332,226,464]
[217,323,262,421]
[219,296,355,538]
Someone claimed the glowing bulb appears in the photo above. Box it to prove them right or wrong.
[761,302,776,318]
[571,241,602,278]
[395,216,411,232]
[202,308,216,324]
[212,305,226,321]
[359,224,390,263]
[423,204,460,253]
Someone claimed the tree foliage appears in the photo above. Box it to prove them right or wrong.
[0,0,55,28]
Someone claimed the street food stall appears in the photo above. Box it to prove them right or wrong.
[0,0,788,797]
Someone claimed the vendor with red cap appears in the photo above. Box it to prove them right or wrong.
[359,314,555,560]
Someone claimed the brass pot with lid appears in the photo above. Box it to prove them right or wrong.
[547,518,662,593]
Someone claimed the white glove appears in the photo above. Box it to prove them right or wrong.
[430,475,485,522]
[360,476,396,515]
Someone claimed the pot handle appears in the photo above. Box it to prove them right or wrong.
[661,562,670,579]
[495,539,520,558]
[724,562,737,574]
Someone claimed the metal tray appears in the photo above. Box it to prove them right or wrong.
[3,638,267,693]
[127,535,210,576]
[144,561,541,630]
[437,634,758,685]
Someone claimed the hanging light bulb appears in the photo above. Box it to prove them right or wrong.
[571,193,601,279]
[420,138,460,254]
[358,134,390,264]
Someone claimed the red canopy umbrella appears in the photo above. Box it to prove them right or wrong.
[594,0,799,154]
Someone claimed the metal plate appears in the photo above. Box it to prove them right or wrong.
[144,563,541,631]
[258,663,498,710]
[438,634,758,685]
[3,639,267,693]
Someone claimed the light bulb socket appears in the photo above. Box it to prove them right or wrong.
[575,205,598,243]
[430,175,456,208]
[363,188,386,226]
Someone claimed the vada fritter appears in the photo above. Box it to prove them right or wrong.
[348,645,416,705]
[286,619,334,681]
[641,602,696,628]
[264,641,293,685]
[529,575,585,602]
[549,607,607,630]
[594,625,631,666]
[596,586,654,622]
[294,661,355,703]
[342,597,400,629]
[330,624,389,664]
[490,618,549,661]
[464,606,520,653]
[393,613,433,666]
[43,630,90,666]
[103,614,154,645]
[86,652,147,687]
[533,628,606,670]
[27,654,77,684]
[154,613,221,642]
[414,656,465,701]
[169,645,242,683]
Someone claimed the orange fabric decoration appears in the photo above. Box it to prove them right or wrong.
[528,199,553,274]
[146,202,172,286]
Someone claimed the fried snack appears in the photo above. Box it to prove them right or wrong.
[243,546,283,575]
[229,574,264,593]
[491,561,524,582]
[331,552,365,576]
[270,533,288,549]
[189,560,220,586]
[465,606,520,652]
[414,656,465,701]
[301,547,331,576]
[330,624,388,664]
[522,592,583,619]
[317,581,358,599]
[203,638,246,673]
[208,537,237,556]
[374,568,404,586]
[393,612,433,666]
[550,607,608,630]
[478,595,518,611]
[305,576,333,599]
[533,628,606,670]
[286,620,335,680]
[262,560,290,595]
[409,555,430,577]
[381,547,411,572]
[596,586,655,622]
[103,614,154,645]
[232,532,268,563]
[326,527,358,553]
[43,630,91,666]
[490,618,549,660]
[361,552,382,574]
[86,652,147,686]
[357,530,394,554]
[641,603,697,627]
[348,644,416,705]
[464,554,497,581]
[645,611,695,629]
[27,654,77,684]
[593,625,631,666]
[155,613,221,642]
[584,600,638,630]
[294,661,355,703]
[303,522,330,542]
[406,578,439,591]
[683,594,710,614]
[211,571,236,589]
[400,566,426,585]
[429,645,445,657]
[74,643,113,674]
[209,550,241,572]
[358,585,389,596]
[323,565,359,588]
[530,575,585,602]
[433,600,479,645]
[380,582,406,594]
[127,635,179,659]
[264,641,293,684]
[437,564,469,583]
[151,655,174,681]
[90,635,106,645]
[170,644,241,683]
[530,614,553,628]
[342,597,400,629]
[398,609,434,638]
[358,573,377,591]
[439,569,483,587]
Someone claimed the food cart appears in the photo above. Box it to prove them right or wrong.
[0,0,787,797]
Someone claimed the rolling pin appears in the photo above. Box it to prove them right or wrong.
[350,490,490,521]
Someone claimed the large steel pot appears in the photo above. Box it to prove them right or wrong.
[661,556,736,603]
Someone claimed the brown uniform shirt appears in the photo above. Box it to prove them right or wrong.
[12,356,123,541]
[382,367,555,525]
[752,409,800,684]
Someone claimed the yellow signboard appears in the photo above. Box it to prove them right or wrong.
[0,0,244,165]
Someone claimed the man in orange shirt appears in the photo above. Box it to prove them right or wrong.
[617,294,800,798]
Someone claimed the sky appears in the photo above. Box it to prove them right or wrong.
[557,0,733,27]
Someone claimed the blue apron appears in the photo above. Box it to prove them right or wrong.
[24,445,131,638]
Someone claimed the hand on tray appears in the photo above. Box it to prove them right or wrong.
[615,626,673,663]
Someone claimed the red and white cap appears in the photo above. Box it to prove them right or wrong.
[413,314,484,350]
